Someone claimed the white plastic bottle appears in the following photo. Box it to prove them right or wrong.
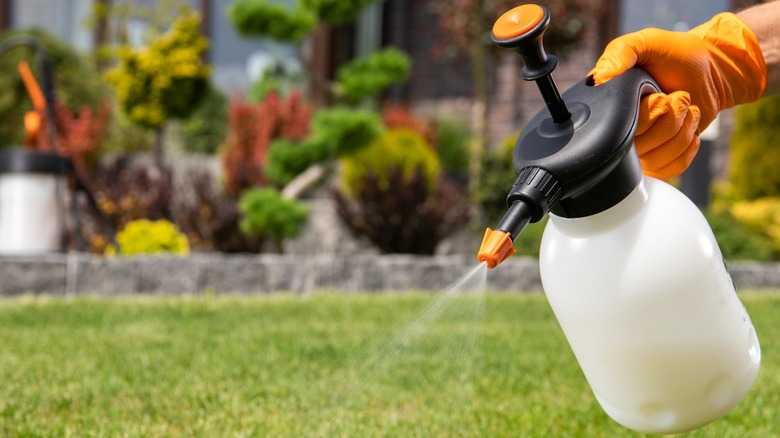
[539,176,760,434]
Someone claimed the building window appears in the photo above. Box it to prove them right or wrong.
[620,0,729,33]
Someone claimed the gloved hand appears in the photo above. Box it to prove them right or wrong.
[589,12,767,180]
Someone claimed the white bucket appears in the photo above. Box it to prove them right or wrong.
[0,149,68,254]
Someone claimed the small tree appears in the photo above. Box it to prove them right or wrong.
[105,11,210,165]
[224,0,410,251]
[239,188,309,253]
[227,0,410,106]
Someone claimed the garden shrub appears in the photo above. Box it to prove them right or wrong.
[334,167,471,254]
[336,127,470,254]
[336,48,412,103]
[173,169,263,253]
[435,117,471,175]
[93,158,174,225]
[304,106,383,158]
[105,12,210,130]
[730,197,780,254]
[706,209,774,261]
[300,0,383,24]
[222,91,311,197]
[108,219,189,256]
[265,107,382,185]
[102,111,155,154]
[228,0,315,42]
[473,133,517,224]
[265,138,327,186]
[238,188,309,253]
[730,96,780,199]
[0,28,108,147]
[73,158,174,253]
[382,105,436,149]
[341,128,440,196]
[180,85,228,154]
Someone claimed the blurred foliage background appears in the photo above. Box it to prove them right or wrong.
[0,0,777,260]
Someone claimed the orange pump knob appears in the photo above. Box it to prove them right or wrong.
[478,228,516,269]
[493,4,545,40]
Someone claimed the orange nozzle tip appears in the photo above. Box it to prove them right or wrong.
[493,4,545,40]
[477,228,516,269]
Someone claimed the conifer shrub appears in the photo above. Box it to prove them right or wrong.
[334,168,471,255]
[265,107,382,185]
[238,188,308,253]
[335,129,470,254]
[341,128,440,196]
[105,12,210,130]
[336,48,412,103]
[228,0,315,42]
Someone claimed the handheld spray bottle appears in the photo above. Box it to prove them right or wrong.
[478,5,760,434]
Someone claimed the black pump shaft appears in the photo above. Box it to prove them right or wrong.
[491,5,570,124]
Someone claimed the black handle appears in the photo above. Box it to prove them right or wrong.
[492,5,570,123]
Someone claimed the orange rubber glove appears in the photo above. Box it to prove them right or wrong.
[589,12,767,180]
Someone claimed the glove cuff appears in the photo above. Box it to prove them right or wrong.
[690,12,767,108]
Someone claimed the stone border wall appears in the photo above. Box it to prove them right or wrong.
[1,253,779,296]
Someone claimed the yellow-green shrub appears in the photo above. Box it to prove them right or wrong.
[105,12,210,129]
[108,219,190,256]
[341,128,439,196]
[730,96,780,199]
[730,197,780,252]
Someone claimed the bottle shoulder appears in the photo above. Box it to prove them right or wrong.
[546,177,701,238]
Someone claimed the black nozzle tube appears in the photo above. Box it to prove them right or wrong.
[496,200,533,241]
[536,75,570,123]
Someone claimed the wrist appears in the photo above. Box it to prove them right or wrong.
[690,12,767,106]
[737,3,780,97]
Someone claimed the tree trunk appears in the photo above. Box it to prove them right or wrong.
[281,162,333,200]
[273,237,285,254]
[154,125,165,167]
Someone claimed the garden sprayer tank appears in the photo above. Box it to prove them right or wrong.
[477,5,760,434]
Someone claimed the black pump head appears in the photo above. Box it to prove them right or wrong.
[479,4,660,268]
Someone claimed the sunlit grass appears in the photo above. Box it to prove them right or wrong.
[0,291,777,436]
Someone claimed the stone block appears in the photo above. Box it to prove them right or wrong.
[0,254,67,295]
[486,258,543,292]
[138,255,206,294]
[73,254,140,295]
[203,255,269,294]
[729,261,780,289]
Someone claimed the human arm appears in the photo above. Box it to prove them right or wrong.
[738,1,780,96]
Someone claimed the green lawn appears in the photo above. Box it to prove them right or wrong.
[0,291,777,437]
